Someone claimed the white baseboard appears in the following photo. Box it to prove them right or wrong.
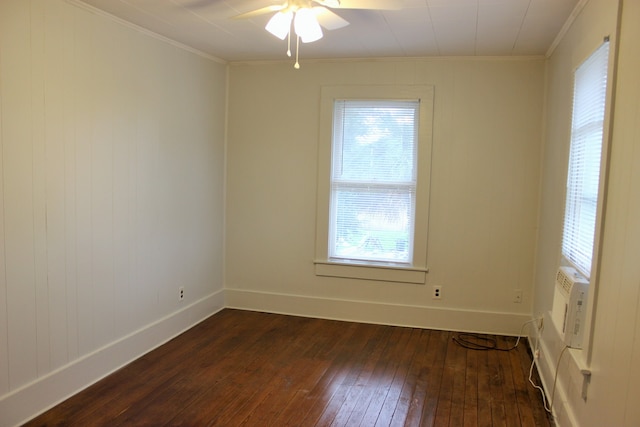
[532,312,587,427]
[225,288,530,335]
[0,290,225,427]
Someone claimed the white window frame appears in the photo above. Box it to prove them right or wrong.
[560,37,616,367]
[561,40,611,280]
[314,85,434,284]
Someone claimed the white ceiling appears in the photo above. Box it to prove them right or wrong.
[77,0,580,62]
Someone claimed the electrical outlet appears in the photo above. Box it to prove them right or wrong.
[432,285,442,300]
[534,348,541,359]
[179,287,184,301]
[513,289,523,304]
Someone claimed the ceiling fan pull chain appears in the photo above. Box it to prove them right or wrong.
[294,35,300,69]
[287,27,292,57]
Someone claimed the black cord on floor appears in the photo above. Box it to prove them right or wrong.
[453,332,520,351]
[452,318,541,351]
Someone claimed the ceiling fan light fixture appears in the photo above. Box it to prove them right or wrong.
[294,7,323,43]
[265,10,293,40]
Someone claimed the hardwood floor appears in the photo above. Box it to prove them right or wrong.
[25,309,553,426]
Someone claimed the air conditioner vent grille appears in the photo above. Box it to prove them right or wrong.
[556,269,574,294]
[556,266,589,296]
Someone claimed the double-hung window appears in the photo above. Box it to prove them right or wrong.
[562,40,610,278]
[315,85,434,284]
[330,100,418,264]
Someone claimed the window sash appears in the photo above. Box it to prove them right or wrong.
[562,40,610,278]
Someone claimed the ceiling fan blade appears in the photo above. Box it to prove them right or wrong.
[313,0,341,8]
[313,7,349,30]
[182,0,213,8]
[327,0,418,10]
[182,0,226,8]
[233,5,285,20]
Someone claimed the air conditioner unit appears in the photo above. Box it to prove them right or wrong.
[551,266,590,349]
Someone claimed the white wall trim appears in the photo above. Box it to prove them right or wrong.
[536,337,575,427]
[65,0,227,64]
[225,288,530,336]
[0,290,225,427]
[229,55,546,67]
[546,0,590,58]
[532,312,588,427]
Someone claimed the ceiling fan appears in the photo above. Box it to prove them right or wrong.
[233,0,407,68]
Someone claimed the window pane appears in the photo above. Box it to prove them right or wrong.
[330,187,414,263]
[333,101,417,183]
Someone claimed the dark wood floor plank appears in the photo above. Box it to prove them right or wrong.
[497,337,523,427]
[233,319,338,426]
[417,330,450,427]
[445,334,467,426]
[487,344,508,427]
[476,345,493,427]
[339,327,398,426]
[373,328,423,427]
[328,325,395,427]
[166,314,316,426]
[389,329,432,427]
[283,317,366,426]
[296,321,378,426]
[269,358,333,426]
[23,310,552,427]
[463,347,479,427]
[353,326,413,427]
[508,342,537,427]
[110,311,286,426]
[432,332,458,427]
[312,323,394,426]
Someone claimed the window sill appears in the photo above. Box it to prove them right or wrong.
[314,260,428,284]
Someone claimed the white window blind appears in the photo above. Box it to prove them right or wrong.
[329,100,419,264]
[562,40,610,277]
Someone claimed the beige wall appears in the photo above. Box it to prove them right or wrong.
[533,0,640,425]
[226,58,545,333]
[0,1,227,425]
